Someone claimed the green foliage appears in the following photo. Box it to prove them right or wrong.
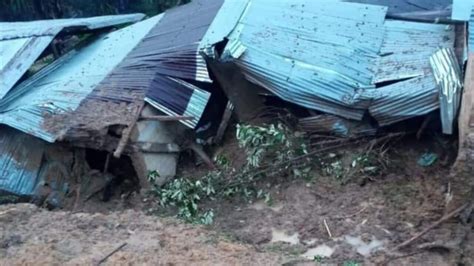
[320,151,380,184]
[237,123,309,169]
[313,255,323,263]
[1,0,190,21]
[150,123,313,224]
[150,173,216,225]
[343,261,360,266]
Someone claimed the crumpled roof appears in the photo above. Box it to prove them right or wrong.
[0,14,145,100]
[217,0,388,120]
[208,0,456,126]
[0,15,159,142]
[345,0,452,19]
[0,0,234,143]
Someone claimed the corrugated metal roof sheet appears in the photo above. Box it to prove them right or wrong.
[430,48,463,134]
[344,0,451,18]
[0,0,238,142]
[0,127,45,196]
[0,14,145,100]
[0,15,161,142]
[145,77,211,129]
[374,20,455,83]
[218,0,387,120]
[0,126,70,198]
[298,114,377,137]
[368,75,439,126]
[470,7,474,52]
[452,0,474,21]
[100,0,225,129]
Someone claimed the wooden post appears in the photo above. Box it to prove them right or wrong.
[205,58,264,123]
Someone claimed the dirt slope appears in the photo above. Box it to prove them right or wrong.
[0,204,280,265]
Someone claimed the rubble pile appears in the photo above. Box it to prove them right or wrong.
[0,0,472,206]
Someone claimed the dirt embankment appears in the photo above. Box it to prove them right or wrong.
[0,204,280,265]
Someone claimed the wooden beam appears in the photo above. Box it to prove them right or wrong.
[214,101,234,144]
[457,53,474,163]
[138,115,194,121]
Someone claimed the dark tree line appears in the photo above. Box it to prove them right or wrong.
[0,0,188,21]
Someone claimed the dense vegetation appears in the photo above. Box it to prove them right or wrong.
[0,0,189,21]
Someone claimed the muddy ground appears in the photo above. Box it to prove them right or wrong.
[0,134,473,265]
[0,204,281,265]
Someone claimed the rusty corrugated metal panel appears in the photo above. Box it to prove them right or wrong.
[98,0,224,129]
[430,48,463,134]
[0,15,161,142]
[0,0,231,142]
[0,14,145,100]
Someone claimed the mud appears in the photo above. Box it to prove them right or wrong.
[1,133,472,265]
[0,204,281,265]
[197,135,473,265]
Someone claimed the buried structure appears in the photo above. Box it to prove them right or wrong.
[0,0,473,212]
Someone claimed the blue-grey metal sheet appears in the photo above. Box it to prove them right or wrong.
[452,0,473,21]
[344,0,451,16]
[0,15,161,142]
[0,126,72,198]
[0,14,145,101]
[298,114,377,137]
[0,14,145,40]
[470,7,474,52]
[0,127,45,196]
[368,75,439,126]
[374,20,455,83]
[104,0,223,129]
[430,48,463,135]
[220,0,387,120]
[145,77,211,129]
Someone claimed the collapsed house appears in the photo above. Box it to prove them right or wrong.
[0,0,471,205]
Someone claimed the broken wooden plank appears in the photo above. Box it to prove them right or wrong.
[138,115,194,121]
[113,102,145,158]
[214,101,234,144]
[457,53,474,163]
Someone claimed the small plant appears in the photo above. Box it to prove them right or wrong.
[343,260,360,266]
[313,255,323,263]
[151,173,217,224]
[150,123,314,224]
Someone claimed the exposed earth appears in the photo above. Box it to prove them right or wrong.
[1,134,473,265]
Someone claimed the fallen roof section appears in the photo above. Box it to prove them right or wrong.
[345,0,451,19]
[0,13,145,100]
[430,48,463,135]
[217,0,388,120]
[374,20,455,83]
[0,15,161,142]
[0,0,236,143]
[208,0,456,126]
[368,75,439,126]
